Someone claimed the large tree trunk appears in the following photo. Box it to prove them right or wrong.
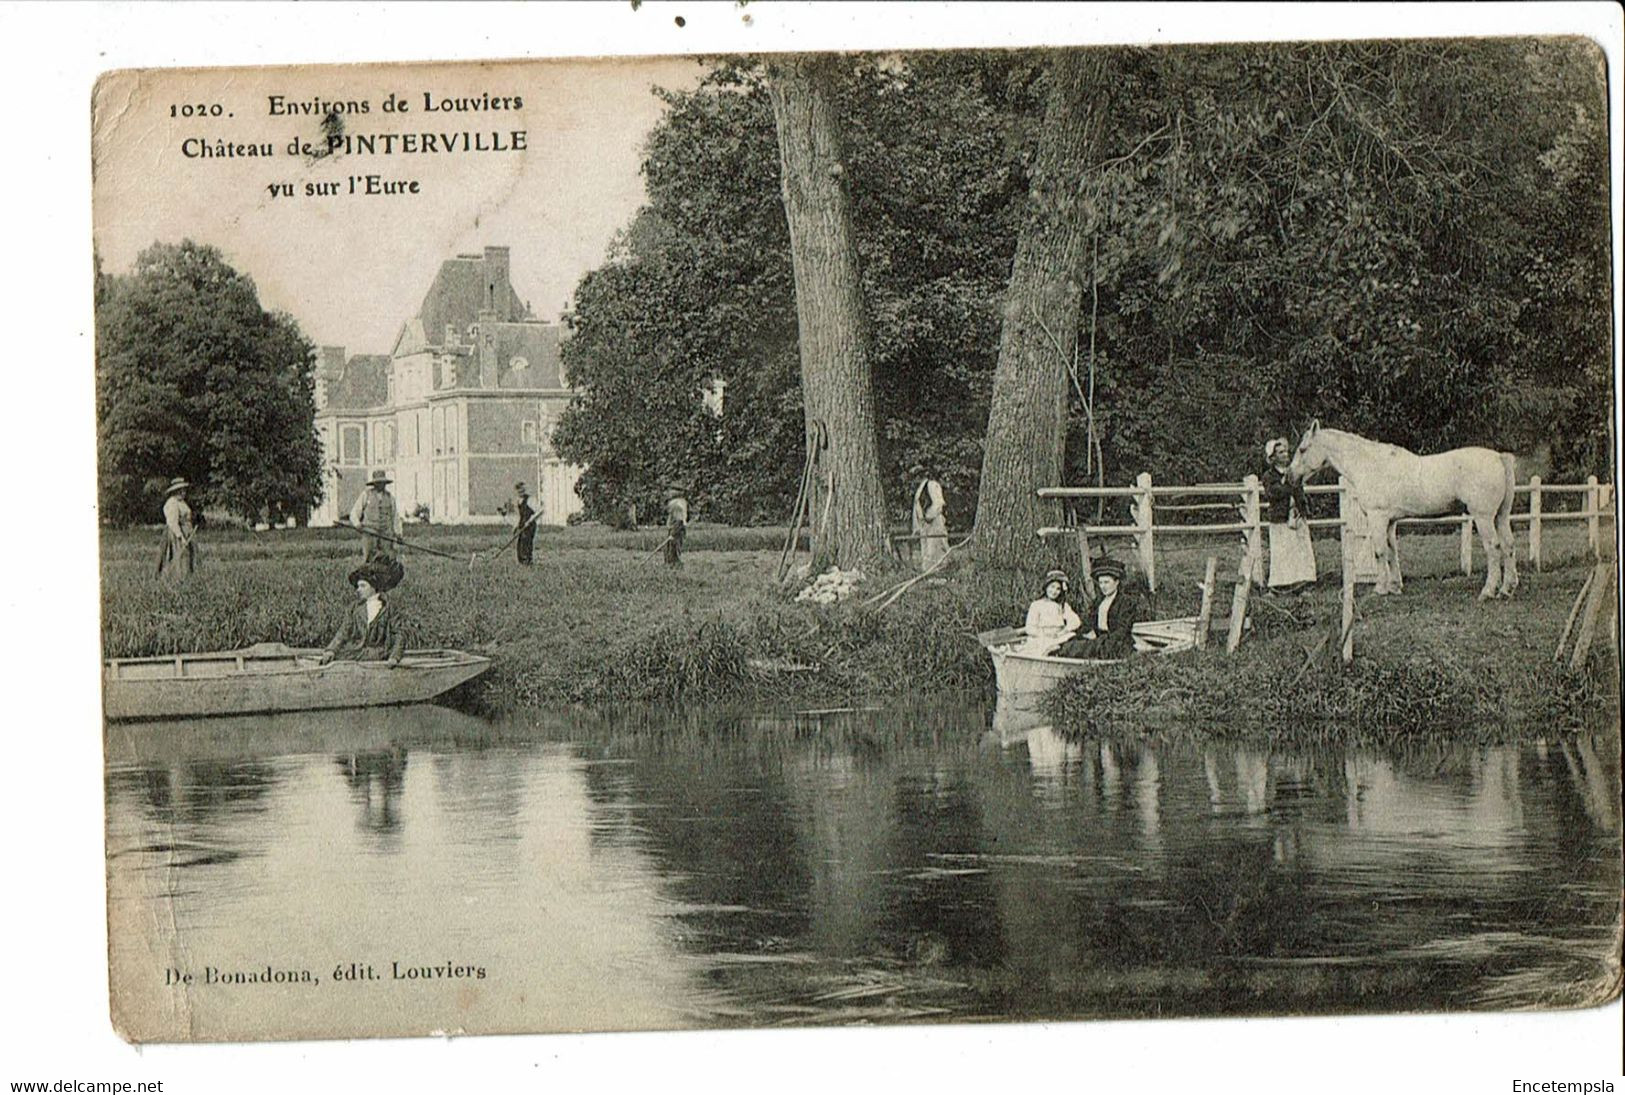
[766,55,892,570]
[974,51,1113,566]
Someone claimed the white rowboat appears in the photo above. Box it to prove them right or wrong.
[977,618,1199,700]
[104,642,492,721]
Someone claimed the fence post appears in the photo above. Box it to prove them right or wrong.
[1134,471,1156,593]
[1338,477,1351,583]
[1586,474,1600,559]
[1341,563,1356,664]
[1570,561,1613,671]
[1195,556,1218,650]
[1241,473,1263,587]
[1528,475,1542,571]
[1076,521,1095,600]
[1459,515,1473,576]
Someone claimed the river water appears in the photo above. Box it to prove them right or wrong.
[104,703,1621,1041]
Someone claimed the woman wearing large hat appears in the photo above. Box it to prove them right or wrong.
[155,477,197,579]
[318,553,408,666]
[1056,556,1145,659]
[1017,569,1083,656]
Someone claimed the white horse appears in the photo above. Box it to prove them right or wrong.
[1286,421,1519,600]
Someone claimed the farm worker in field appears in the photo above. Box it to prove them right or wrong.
[513,482,539,565]
[318,553,407,667]
[1017,570,1082,656]
[1262,437,1316,593]
[348,470,400,562]
[664,490,688,569]
[911,473,949,572]
[1057,557,1145,659]
[155,477,196,579]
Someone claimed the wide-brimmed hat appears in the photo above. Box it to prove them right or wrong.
[164,478,190,495]
[348,553,404,593]
[367,470,393,487]
[1041,569,1070,592]
[1264,437,1290,461]
[1092,557,1127,581]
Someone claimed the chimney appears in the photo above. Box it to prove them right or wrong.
[483,246,512,319]
[314,346,344,410]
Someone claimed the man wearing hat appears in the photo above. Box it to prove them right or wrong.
[155,477,196,579]
[1057,557,1144,659]
[513,482,539,565]
[318,554,408,666]
[348,470,401,562]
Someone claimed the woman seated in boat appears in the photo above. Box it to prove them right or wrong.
[1056,557,1144,660]
[1018,569,1083,655]
[317,554,408,667]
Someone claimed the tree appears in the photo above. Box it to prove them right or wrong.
[96,241,324,525]
[765,54,892,567]
[556,56,1037,530]
[974,51,1114,565]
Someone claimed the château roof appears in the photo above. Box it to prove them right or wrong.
[395,252,530,356]
[323,353,391,410]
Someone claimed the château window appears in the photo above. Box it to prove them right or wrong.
[339,424,364,465]
[522,420,537,446]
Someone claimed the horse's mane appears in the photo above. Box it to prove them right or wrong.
[1316,427,1418,460]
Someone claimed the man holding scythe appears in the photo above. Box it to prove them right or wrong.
[348,470,401,563]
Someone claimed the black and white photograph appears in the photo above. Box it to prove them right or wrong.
[8,1,1625,1090]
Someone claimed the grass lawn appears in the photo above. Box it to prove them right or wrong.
[100,519,1618,728]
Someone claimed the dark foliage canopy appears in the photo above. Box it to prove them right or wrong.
[555,40,1612,527]
[97,241,325,526]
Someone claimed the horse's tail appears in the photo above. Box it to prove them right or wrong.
[1497,451,1517,528]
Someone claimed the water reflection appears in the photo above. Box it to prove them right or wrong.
[105,702,1621,1039]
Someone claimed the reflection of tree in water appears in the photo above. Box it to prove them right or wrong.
[105,761,280,870]
[577,733,816,952]
[873,776,1008,972]
[552,710,1619,1020]
[336,746,409,841]
[110,761,278,827]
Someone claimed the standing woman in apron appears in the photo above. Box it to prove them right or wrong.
[912,475,948,572]
[1262,437,1317,593]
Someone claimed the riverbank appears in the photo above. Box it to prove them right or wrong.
[99,524,1617,731]
[1043,569,1619,744]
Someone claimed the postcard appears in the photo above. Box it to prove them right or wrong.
[93,38,1620,1046]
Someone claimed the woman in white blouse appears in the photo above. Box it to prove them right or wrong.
[1019,570,1082,656]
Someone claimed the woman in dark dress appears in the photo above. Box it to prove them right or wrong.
[1056,557,1144,659]
[318,554,408,666]
[1262,437,1316,592]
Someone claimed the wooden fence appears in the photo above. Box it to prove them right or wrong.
[1037,474,1616,593]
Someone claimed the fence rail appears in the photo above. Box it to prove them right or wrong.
[1037,474,1616,592]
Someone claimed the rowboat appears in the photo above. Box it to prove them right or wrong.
[977,618,1199,701]
[103,642,492,721]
